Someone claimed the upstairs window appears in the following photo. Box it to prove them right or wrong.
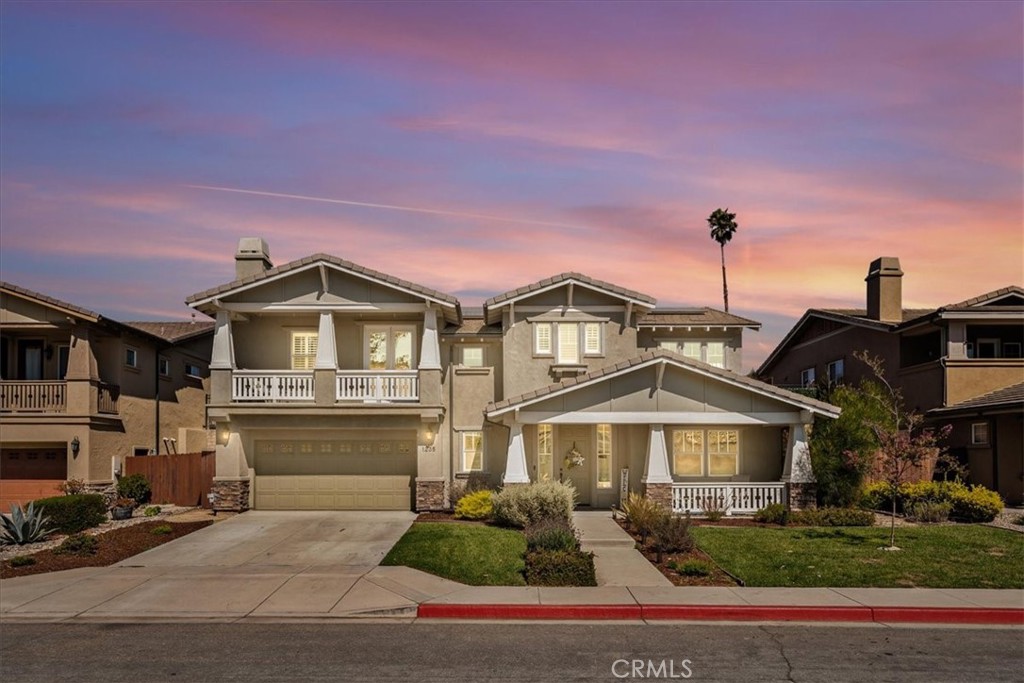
[681,342,701,361]
[800,367,815,387]
[158,357,171,377]
[462,431,483,472]
[461,346,484,367]
[705,342,725,368]
[365,326,415,370]
[827,359,844,384]
[971,423,989,446]
[291,332,318,370]
[125,347,138,369]
[185,363,203,379]
[536,321,604,362]
[584,323,602,356]
[557,323,579,364]
[534,323,553,355]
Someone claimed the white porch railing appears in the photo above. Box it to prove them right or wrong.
[336,371,418,402]
[672,483,787,515]
[0,380,67,412]
[232,371,315,402]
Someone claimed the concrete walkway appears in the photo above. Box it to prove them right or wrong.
[573,511,671,587]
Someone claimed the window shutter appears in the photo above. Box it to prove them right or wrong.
[291,332,318,370]
[558,323,579,364]
[584,323,601,354]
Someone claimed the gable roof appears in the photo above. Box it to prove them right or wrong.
[487,349,839,418]
[124,320,215,343]
[1,280,103,323]
[757,285,1023,376]
[185,253,461,321]
[929,382,1024,415]
[638,307,761,329]
[484,272,656,309]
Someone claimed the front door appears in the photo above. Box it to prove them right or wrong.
[558,425,592,506]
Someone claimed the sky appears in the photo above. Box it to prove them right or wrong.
[1,1,1021,370]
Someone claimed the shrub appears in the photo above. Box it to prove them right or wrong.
[449,473,491,508]
[491,481,575,528]
[54,533,99,556]
[116,474,151,505]
[58,478,87,495]
[907,501,951,523]
[861,480,1002,523]
[790,506,875,527]
[1012,514,1024,527]
[525,518,579,552]
[524,549,597,587]
[753,503,788,525]
[454,490,493,520]
[150,524,173,535]
[143,506,162,517]
[9,555,36,567]
[948,486,1003,523]
[699,494,730,522]
[33,494,107,534]
[620,492,666,544]
[670,559,713,577]
[0,502,55,545]
[650,513,694,562]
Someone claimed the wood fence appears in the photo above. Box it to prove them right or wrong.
[124,451,215,508]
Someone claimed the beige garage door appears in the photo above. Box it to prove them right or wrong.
[254,436,416,510]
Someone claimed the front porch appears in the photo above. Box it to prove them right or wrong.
[671,482,787,515]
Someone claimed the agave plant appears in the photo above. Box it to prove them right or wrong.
[0,502,55,546]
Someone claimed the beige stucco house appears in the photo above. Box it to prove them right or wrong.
[0,282,213,507]
[189,239,838,514]
[757,258,1024,505]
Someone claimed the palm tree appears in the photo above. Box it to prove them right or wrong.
[707,208,738,312]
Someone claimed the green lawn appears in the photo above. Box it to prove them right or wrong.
[692,525,1024,588]
[382,522,527,586]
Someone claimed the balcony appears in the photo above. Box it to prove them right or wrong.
[0,381,66,413]
[232,371,315,402]
[337,370,418,403]
[672,482,787,515]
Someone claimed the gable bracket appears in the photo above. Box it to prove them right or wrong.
[655,360,665,390]
[318,264,329,299]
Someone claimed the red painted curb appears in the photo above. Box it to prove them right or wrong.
[418,603,1024,625]
[872,607,1024,625]
[418,603,643,620]
[642,605,874,622]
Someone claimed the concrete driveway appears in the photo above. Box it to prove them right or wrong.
[119,510,416,569]
[0,510,454,622]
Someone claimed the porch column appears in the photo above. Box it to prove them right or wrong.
[209,310,235,405]
[314,311,337,406]
[782,416,816,510]
[642,424,673,511]
[502,422,530,484]
[66,325,98,417]
[418,305,442,370]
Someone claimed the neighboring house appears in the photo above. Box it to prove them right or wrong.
[188,238,838,514]
[757,258,1024,505]
[0,282,213,508]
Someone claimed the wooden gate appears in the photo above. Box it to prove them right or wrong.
[124,451,215,508]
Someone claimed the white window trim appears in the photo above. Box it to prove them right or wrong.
[827,359,844,383]
[158,356,171,378]
[971,422,989,446]
[363,325,417,370]
[461,431,484,472]
[707,429,740,477]
[124,346,139,369]
[461,346,485,367]
[534,322,553,356]
[672,428,705,477]
[290,331,319,371]
[537,424,553,481]
[705,342,725,369]
[583,322,603,357]
[184,363,203,379]
[800,367,816,387]
[557,322,580,364]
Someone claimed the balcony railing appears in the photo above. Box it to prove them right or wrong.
[97,382,120,414]
[672,482,786,515]
[0,381,66,413]
[232,371,315,402]
[337,371,418,403]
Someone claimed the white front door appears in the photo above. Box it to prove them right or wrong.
[558,425,591,506]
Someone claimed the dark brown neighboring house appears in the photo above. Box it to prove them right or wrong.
[757,258,1024,505]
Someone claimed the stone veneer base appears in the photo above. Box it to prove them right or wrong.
[786,482,817,511]
[642,482,673,512]
[211,478,250,512]
[415,478,446,512]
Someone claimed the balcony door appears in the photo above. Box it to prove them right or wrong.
[17,340,44,380]
[364,326,416,370]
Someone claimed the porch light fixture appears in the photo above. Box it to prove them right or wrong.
[70,437,80,456]
[421,426,436,448]
[216,423,231,446]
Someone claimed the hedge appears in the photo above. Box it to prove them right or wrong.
[861,480,1003,523]
[32,494,107,534]
[524,549,597,587]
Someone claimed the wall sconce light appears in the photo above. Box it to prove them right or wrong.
[216,423,231,446]
[70,436,80,456]
[421,426,436,447]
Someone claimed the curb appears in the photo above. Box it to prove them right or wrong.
[418,603,1024,625]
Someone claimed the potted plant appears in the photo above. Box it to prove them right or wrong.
[110,497,136,521]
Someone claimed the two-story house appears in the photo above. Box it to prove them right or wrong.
[0,282,213,508]
[757,258,1024,505]
[190,239,838,514]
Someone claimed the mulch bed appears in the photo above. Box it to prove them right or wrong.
[1,521,212,579]
[614,517,740,587]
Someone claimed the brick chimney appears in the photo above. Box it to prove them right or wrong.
[865,257,903,323]
[235,237,272,279]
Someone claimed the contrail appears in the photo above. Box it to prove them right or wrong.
[185,184,587,230]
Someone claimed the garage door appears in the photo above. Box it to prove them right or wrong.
[253,436,416,510]
[1,447,67,509]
